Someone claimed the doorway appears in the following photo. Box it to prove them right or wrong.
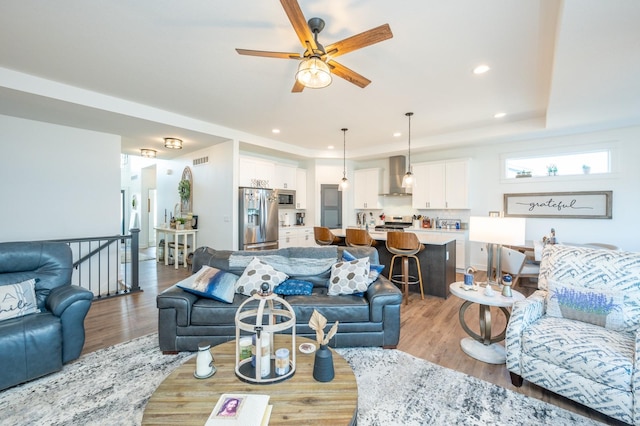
[320,184,342,228]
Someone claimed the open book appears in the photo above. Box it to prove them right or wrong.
[206,393,271,426]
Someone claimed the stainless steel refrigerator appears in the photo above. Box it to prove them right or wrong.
[239,187,279,250]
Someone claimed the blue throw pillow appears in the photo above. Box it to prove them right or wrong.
[177,265,238,304]
[342,249,385,284]
[274,279,314,296]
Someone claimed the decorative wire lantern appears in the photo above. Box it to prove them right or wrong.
[235,283,296,384]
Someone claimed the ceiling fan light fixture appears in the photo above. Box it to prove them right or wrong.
[296,56,332,89]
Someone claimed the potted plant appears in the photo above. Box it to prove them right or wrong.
[582,164,591,174]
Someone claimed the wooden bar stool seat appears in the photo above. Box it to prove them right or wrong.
[386,231,424,305]
[345,228,374,247]
[314,227,341,246]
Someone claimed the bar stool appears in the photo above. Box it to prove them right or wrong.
[386,231,424,305]
[314,227,341,246]
[345,228,374,247]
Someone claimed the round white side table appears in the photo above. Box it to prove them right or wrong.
[449,282,525,364]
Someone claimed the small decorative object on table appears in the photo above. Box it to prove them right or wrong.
[195,341,216,379]
[309,309,339,382]
[234,282,296,384]
[501,274,513,297]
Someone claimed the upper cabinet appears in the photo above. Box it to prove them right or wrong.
[354,168,381,209]
[412,159,469,209]
[295,168,307,209]
[273,164,297,190]
[239,157,275,188]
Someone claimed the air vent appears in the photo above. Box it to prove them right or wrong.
[193,156,209,166]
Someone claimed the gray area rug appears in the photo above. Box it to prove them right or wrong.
[0,334,603,425]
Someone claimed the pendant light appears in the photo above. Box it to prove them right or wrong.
[338,128,348,191]
[402,112,414,188]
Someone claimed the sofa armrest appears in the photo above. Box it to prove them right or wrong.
[46,285,93,363]
[505,290,547,374]
[46,285,93,317]
[157,285,199,327]
[366,275,403,323]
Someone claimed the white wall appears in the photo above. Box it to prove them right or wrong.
[0,114,120,241]
[156,140,237,250]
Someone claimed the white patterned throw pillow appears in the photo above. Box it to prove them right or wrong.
[235,257,288,296]
[546,279,625,330]
[328,257,370,296]
[0,279,40,321]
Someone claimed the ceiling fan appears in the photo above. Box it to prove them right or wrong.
[236,0,393,92]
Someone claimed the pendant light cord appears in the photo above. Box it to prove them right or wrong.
[342,128,348,178]
[406,112,413,171]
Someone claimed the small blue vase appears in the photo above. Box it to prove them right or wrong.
[313,344,335,382]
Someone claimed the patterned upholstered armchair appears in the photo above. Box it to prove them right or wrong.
[506,244,640,425]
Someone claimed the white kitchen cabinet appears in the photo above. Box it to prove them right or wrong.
[274,164,297,190]
[279,228,296,248]
[239,157,275,188]
[411,162,445,209]
[411,160,468,209]
[279,227,314,248]
[353,168,381,209]
[295,168,307,209]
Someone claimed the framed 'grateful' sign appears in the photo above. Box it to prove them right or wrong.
[503,191,612,219]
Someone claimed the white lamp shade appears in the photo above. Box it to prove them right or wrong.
[295,57,332,89]
[469,216,526,246]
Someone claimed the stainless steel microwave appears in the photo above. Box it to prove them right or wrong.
[277,189,296,207]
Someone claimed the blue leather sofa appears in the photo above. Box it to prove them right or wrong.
[0,241,93,391]
[157,246,402,352]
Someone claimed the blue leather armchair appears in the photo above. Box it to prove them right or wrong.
[0,241,93,391]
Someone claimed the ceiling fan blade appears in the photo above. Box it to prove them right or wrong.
[292,80,305,93]
[327,60,371,88]
[324,24,393,59]
[236,48,301,60]
[280,0,318,52]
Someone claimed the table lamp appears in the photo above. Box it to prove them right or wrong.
[469,216,526,294]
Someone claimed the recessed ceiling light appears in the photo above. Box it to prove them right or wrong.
[393,132,402,137]
[272,128,280,134]
[473,64,490,74]
[327,145,335,150]
[494,112,506,118]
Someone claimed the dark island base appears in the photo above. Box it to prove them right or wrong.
[373,239,456,299]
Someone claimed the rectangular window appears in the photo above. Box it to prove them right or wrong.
[505,150,610,179]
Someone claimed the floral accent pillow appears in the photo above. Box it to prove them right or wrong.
[236,257,288,296]
[328,257,370,296]
[0,279,40,321]
[176,265,238,304]
[546,279,624,330]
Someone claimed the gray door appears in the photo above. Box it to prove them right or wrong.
[320,184,342,228]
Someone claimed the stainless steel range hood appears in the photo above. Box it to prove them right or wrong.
[381,155,412,196]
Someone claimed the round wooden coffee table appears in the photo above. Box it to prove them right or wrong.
[142,335,357,425]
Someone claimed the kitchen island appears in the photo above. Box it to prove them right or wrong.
[331,229,456,299]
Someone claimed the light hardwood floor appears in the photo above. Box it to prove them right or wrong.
[82,254,621,425]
